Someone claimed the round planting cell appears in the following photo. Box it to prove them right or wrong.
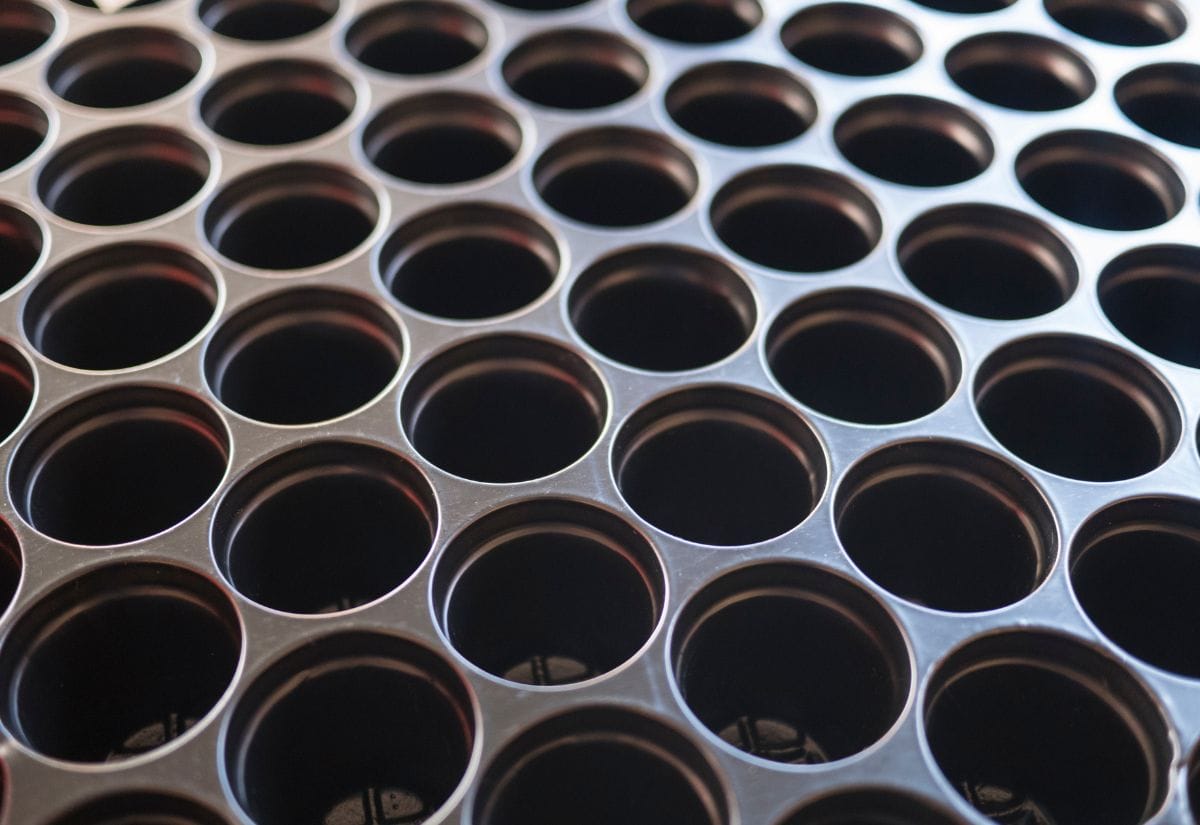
[10,386,229,546]
[45,793,231,825]
[673,562,909,763]
[974,335,1180,482]
[665,61,816,148]
[199,0,337,41]
[503,29,648,111]
[908,0,1013,10]
[613,386,826,545]
[1016,131,1184,231]
[24,243,218,371]
[491,0,585,12]
[766,289,960,424]
[0,1,53,67]
[1099,245,1200,368]
[1117,63,1200,149]
[779,789,964,825]
[0,341,32,444]
[534,127,697,228]
[401,335,607,484]
[627,0,762,44]
[37,126,210,227]
[201,59,354,146]
[0,202,41,295]
[362,92,520,186]
[835,95,993,187]
[569,244,755,372]
[1044,0,1186,46]
[47,27,201,109]
[925,631,1172,825]
[836,440,1056,612]
[205,288,402,426]
[203,163,379,270]
[711,165,881,272]
[0,518,20,617]
[474,707,729,825]
[226,633,474,825]
[433,499,663,686]
[345,0,486,75]
[379,202,559,321]
[0,562,240,764]
[0,91,46,173]
[946,32,1095,112]
[780,3,922,78]
[897,204,1078,320]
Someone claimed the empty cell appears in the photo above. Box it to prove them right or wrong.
[504,29,647,111]
[781,3,922,77]
[0,1,53,67]
[1117,63,1200,149]
[627,0,761,43]
[946,32,1094,112]
[47,28,201,109]
[345,1,486,75]
[199,0,337,40]
[201,60,354,146]
[666,62,815,148]
[0,92,47,173]
[1099,245,1200,368]
[1044,0,1185,46]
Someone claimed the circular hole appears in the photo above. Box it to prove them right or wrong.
[491,0,587,12]
[835,95,993,187]
[779,789,963,825]
[781,3,922,77]
[1072,497,1200,678]
[711,165,881,273]
[203,162,378,270]
[0,92,46,174]
[379,202,558,321]
[401,335,606,483]
[925,631,1172,825]
[613,386,826,545]
[974,335,1180,482]
[908,0,1013,9]
[897,204,1078,320]
[569,244,755,372]
[10,386,229,545]
[362,92,520,186]
[836,440,1055,612]
[0,202,42,295]
[345,0,485,75]
[0,1,53,67]
[24,243,218,371]
[1045,0,1185,46]
[38,126,209,227]
[0,561,240,763]
[0,341,32,444]
[46,793,231,825]
[205,288,403,426]
[1100,246,1200,368]
[1017,131,1184,231]
[766,289,960,424]
[433,499,663,685]
[225,632,474,825]
[946,32,1095,111]
[47,28,201,109]
[673,562,909,763]
[503,29,648,111]
[475,707,729,825]
[1117,63,1200,149]
[201,60,354,147]
[666,61,815,148]
[0,518,20,617]
[214,441,436,615]
[534,127,697,228]
[627,0,762,43]
[199,0,337,41]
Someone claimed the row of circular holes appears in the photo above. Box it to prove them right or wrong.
[0,536,1195,825]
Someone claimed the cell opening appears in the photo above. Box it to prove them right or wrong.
[569,244,755,372]
[1116,63,1200,149]
[0,1,54,67]
[47,27,201,109]
[433,499,663,685]
[0,517,20,618]
[1099,245,1200,368]
[897,203,1078,320]
[946,32,1095,112]
[0,91,47,174]
[835,95,993,187]
[214,441,436,615]
[401,335,607,484]
[711,165,881,273]
[665,61,815,148]
[503,29,648,111]
[205,288,403,426]
[781,3,922,78]
[1016,130,1184,231]
[627,0,762,43]
[974,335,1181,482]
[925,631,1173,825]
[24,243,218,371]
[379,202,559,321]
[766,289,960,424]
[836,440,1056,612]
[37,126,210,227]
[0,562,241,763]
[0,341,32,446]
[0,202,43,295]
[908,0,1013,10]
[200,59,354,147]
[613,386,826,546]
[672,562,910,764]
[779,789,964,825]
[1044,0,1186,46]
[203,162,379,270]
[344,0,485,75]
[199,0,338,41]
[46,793,230,825]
